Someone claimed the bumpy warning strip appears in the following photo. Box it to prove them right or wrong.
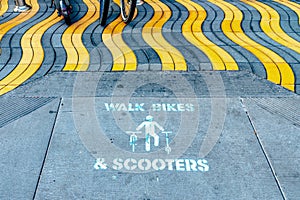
[177,0,238,71]
[62,0,99,71]
[102,0,137,71]
[0,0,37,42]
[244,0,300,55]
[0,10,62,95]
[0,0,8,17]
[142,0,186,71]
[211,0,294,91]
[275,0,300,24]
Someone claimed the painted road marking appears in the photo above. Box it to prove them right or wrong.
[0,0,8,17]
[143,0,187,71]
[274,0,300,25]
[62,0,99,71]
[102,0,137,71]
[0,0,299,95]
[0,10,62,95]
[177,0,238,71]
[0,0,37,42]
[245,0,300,54]
[211,0,294,91]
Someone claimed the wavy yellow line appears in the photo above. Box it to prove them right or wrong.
[177,0,238,71]
[101,0,137,71]
[211,0,294,91]
[0,0,36,42]
[0,11,62,95]
[243,0,300,56]
[63,0,99,71]
[143,0,186,71]
[0,0,9,17]
[274,0,300,24]
[103,18,125,71]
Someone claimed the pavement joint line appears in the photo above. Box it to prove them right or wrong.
[240,97,287,200]
[32,97,62,200]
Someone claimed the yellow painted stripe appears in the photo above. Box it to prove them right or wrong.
[103,19,126,71]
[274,0,300,24]
[63,0,99,71]
[0,10,62,95]
[101,0,137,71]
[0,0,9,17]
[177,0,238,70]
[143,0,186,70]
[243,0,300,56]
[211,0,294,91]
[0,0,36,41]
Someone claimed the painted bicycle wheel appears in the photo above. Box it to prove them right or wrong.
[120,0,136,24]
[100,0,110,26]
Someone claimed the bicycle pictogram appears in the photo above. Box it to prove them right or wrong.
[126,131,141,152]
[126,115,172,154]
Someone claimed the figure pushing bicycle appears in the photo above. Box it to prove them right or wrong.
[136,115,164,152]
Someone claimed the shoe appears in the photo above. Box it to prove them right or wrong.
[57,9,62,16]
[136,0,144,5]
[14,5,31,12]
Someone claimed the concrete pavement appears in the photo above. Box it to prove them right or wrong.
[1,0,300,199]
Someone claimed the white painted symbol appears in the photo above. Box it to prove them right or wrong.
[126,131,141,152]
[136,115,164,151]
[94,158,107,170]
[162,131,172,154]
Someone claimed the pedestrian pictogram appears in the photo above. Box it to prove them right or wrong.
[136,115,164,151]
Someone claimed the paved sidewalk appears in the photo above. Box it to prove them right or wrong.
[1,71,299,199]
[1,0,300,199]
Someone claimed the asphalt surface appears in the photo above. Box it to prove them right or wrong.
[0,0,300,199]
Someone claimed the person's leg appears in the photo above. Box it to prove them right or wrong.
[145,134,151,151]
[151,133,159,147]
[64,0,70,6]
[14,0,31,12]
[54,0,61,16]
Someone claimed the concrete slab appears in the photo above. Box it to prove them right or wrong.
[242,97,300,200]
[4,71,296,99]
[34,97,282,199]
[0,98,60,200]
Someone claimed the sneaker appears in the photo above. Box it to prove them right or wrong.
[13,6,19,12]
[57,9,62,16]
[14,5,31,12]
[136,0,144,5]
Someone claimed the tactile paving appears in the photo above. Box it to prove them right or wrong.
[0,96,56,128]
